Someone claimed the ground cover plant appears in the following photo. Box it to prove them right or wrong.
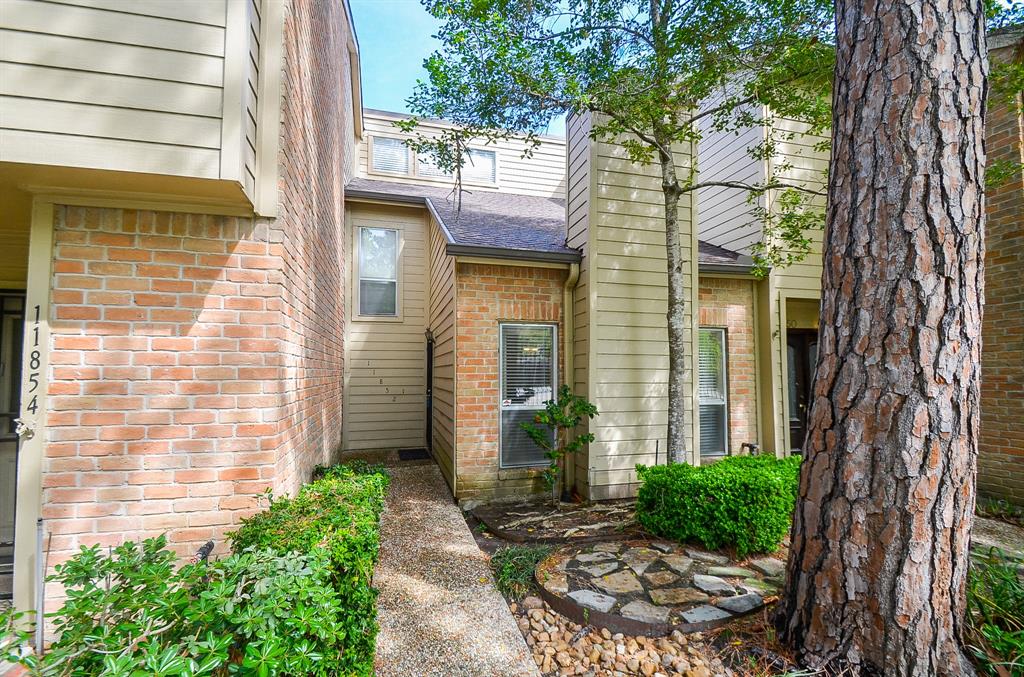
[635,455,802,557]
[2,462,388,677]
[965,548,1024,676]
[491,545,553,599]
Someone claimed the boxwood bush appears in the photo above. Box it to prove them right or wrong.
[635,455,802,557]
[228,463,389,675]
[3,462,389,677]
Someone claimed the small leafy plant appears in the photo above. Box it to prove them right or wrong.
[965,548,1024,676]
[635,455,803,557]
[520,384,597,501]
[491,545,553,599]
[4,462,389,677]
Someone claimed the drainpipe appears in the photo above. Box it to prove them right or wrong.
[562,262,581,498]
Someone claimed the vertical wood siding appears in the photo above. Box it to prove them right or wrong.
[343,204,428,450]
[0,0,229,179]
[356,111,567,198]
[427,216,456,488]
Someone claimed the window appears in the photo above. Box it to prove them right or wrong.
[698,328,728,456]
[463,148,497,183]
[417,152,453,179]
[500,323,556,467]
[371,137,409,174]
[358,227,399,316]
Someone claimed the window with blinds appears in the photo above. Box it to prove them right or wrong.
[417,152,454,179]
[371,136,410,174]
[699,328,728,456]
[463,148,497,184]
[499,323,556,467]
[358,227,398,316]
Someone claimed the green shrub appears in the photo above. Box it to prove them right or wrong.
[490,545,553,599]
[966,548,1024,675]
[3,537,348,676]
[4,462,389,677]
[635,455,802,557]
[228,464,389,675]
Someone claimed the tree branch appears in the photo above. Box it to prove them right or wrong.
[683,179,826,196]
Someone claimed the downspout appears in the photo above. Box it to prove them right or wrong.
[562,262,581,498]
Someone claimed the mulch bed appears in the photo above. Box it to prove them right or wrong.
[470,498,646,544]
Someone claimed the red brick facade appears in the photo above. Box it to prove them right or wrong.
[454,263,566,500]
[698,277,758,456]
[40,0,353,601]
[978,37,1024,504]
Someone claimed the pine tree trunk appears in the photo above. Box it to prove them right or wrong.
[658,144,689,463]
[775,0,988,673]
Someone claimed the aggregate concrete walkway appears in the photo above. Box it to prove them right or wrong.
[373,461,540,677]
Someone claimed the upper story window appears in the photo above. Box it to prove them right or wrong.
[370,136,497,185]
[463,148,497,183]
[358,227,399,317]
[371,137,410,174]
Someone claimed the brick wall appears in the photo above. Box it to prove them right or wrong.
[978,39,1024,504]
[45,208,281,607]
[454,263,566,501]
[268,0,352,495]
[698,277,757,456]
[40,0,354,607]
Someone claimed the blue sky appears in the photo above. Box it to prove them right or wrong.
[349,0,565,137]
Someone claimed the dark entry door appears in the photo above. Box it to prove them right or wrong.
[786,329,818,453]
[425,338,433,450]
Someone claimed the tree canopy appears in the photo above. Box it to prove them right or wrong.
[398,0,836,271]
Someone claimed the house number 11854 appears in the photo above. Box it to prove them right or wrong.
[25,304,41,414]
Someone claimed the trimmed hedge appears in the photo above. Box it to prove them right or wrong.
[228,463,389,676]
[635,455,802,557]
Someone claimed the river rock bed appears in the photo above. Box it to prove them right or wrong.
[513,595,731,676]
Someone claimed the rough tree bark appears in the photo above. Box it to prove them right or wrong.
[775,0,988,673]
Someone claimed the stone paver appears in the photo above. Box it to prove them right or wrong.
[692,574,736,597]
[373,463,539,677]
[568,589,617,612]
[681,605,733,623]
[716,592,764,614]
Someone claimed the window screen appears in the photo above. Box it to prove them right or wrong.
[463,148,497,183]
[358,227,398,316]
[417,152,453,179]
[699,328,728,456]
[500,324,556,467]
[372,137,410,174]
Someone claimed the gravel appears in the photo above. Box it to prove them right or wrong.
[373,463,539,676]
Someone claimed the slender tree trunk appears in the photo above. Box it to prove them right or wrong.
[657,139,689,462]
[775,0,988,673]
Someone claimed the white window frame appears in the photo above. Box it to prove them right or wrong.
[368,135,411,176]
[498,322,558,469]
[367,134,499,187]
[355,226,401,320]
[698,327,729,456]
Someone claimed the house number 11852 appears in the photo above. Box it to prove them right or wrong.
[25,304,41,414]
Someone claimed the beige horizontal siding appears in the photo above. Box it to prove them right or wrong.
[584,129,698,498]
[427,216,457,489]
[0,0,230,180]
[356,111,567,198]
[344,204,428,451]
[566,112,592,495]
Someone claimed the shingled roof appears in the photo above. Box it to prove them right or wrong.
[345,177,753,270]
